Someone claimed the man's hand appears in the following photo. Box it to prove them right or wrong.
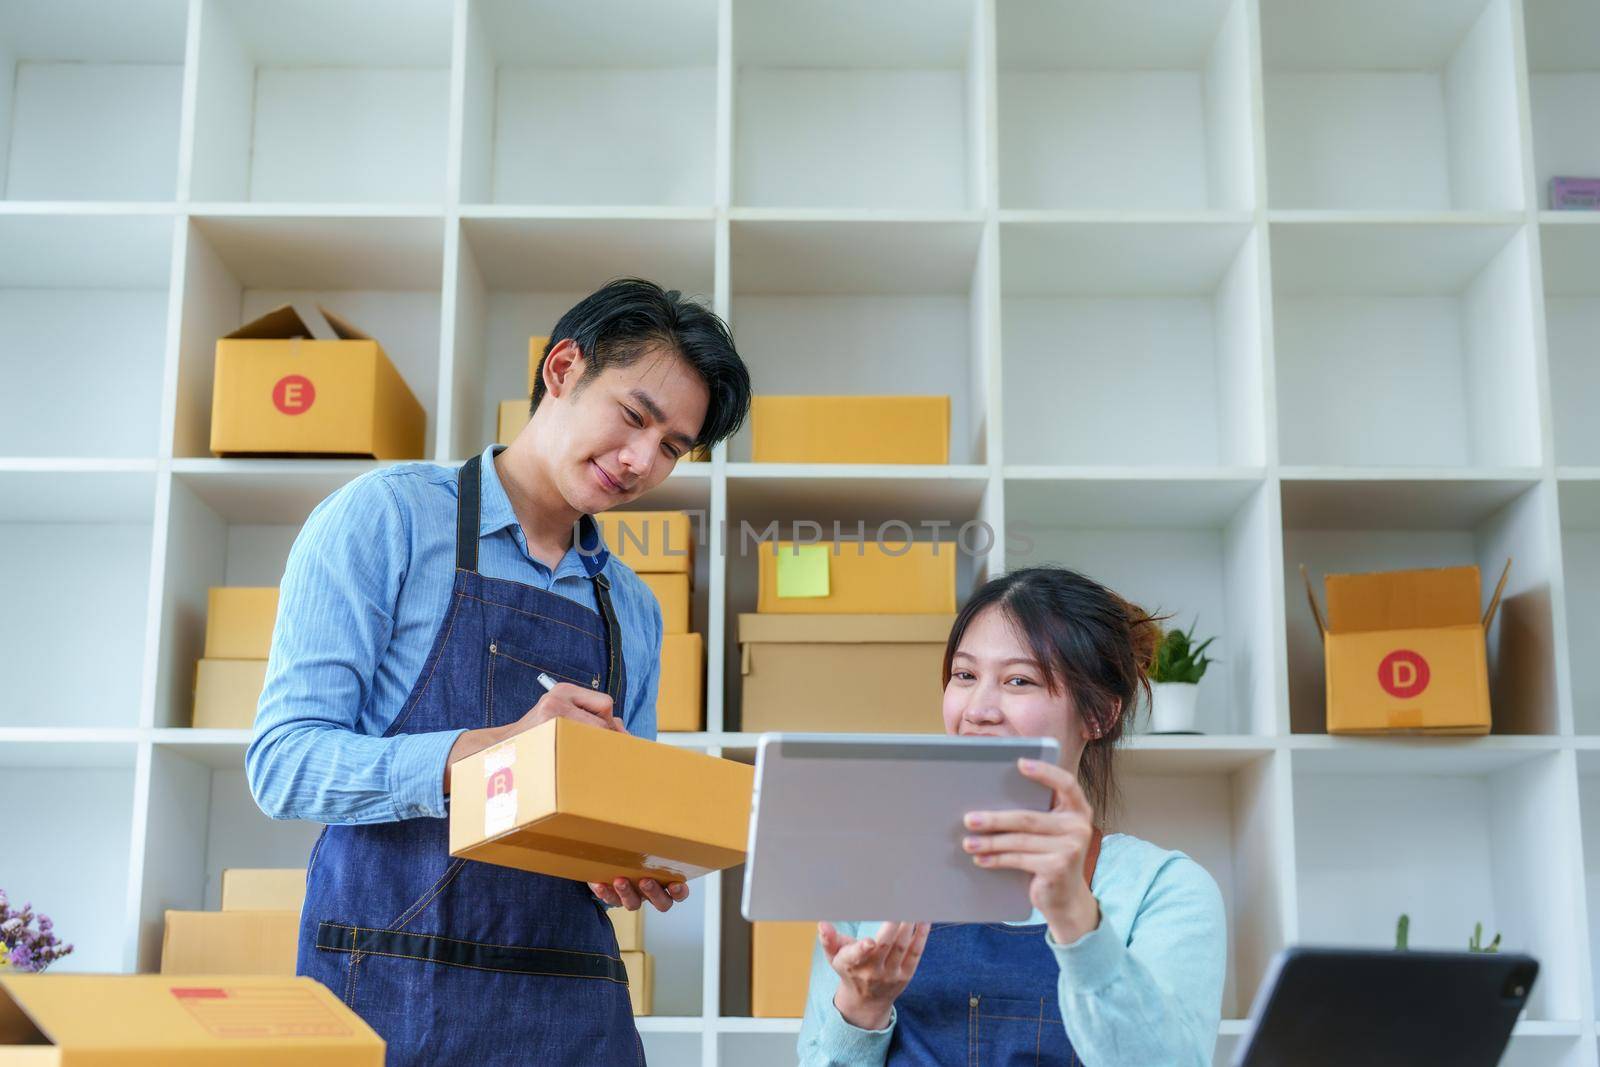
[590,877,690,913]
[444,683,624,793]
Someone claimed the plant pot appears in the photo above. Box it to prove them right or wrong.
[1149,681,1201,734]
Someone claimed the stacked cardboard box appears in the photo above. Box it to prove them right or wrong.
[739,540,955,733]
[193,587,278,730]
[750,396,950,465]
[161,868,305,976]
[211,305,425,460]
[597,510,703,733]
[751,920,817,1018]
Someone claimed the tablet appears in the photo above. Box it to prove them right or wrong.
[740,733,1061,923]
[1234,947,1538,1067]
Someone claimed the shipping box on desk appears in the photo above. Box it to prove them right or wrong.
[0,974,383,1066]
[161,910,302,976]
[211,305,425,460]
[449,718,753,884]
[757,541,956,615]
[739,614,952,733]
[222,869,307,913]
[1302,561,1512,735]
[751,396,949,464]
[206,587,279,660]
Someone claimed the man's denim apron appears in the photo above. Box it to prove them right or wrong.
[296,451,642,1066]
[886,830,1103,1066]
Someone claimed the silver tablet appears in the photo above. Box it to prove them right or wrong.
[740,733,1062,923]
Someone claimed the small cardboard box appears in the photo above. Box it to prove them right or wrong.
[756,541,956,615]
[739,614,952,733]
[527,335,552,393]
[598,511,694,574]
[751,395,949,464]
[751,921,817,1018]
[193,659,268,730]
[222,869,307,914]
[622,951,653,1016]
[211,304,425,460]
[658,632,704,732]
[161,910,302,976]
[1302,561,1511,735]
[641,572,692,634]
[608,907,643,952]
[205,587,279,660]
[0,974,383,1065]
[449,718,753,884]
[497,399,530,445]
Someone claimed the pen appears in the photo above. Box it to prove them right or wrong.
[536,671,558,692]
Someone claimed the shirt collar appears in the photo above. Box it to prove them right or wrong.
[478,445,610,578]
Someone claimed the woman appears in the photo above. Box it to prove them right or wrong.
[796,566,1227,1065]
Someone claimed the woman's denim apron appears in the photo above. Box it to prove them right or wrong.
[296,452,643,1066]
[886,830,1103,1066]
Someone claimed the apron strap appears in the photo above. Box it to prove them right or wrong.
[456,454,482,573]
[592,572,624,704]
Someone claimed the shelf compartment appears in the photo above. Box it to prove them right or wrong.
[0,214,173,459]
[1005,475,1278,736]
[997,0,1255,210]
[1578,754,1600,1022]
[188,0,453,203]
[171,214,445,459]
[733,0,979,209]
[1282,477,1558,735]
[0,0,186,201]
[1559,481,1600,735]
[1542,224,1600,466]
[451,216,715,462]
[1290,748,1585,1024]
[1524,0,1600,211]
[1000,220,1265,466]
[1271,222,1540,468]
[729,218,986,464]
[461,0,716,206]
[1260,0,1524,211]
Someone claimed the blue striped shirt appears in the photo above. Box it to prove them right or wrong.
[246,446,663,825]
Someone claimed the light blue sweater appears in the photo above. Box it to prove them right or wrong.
[797,833,1227,1066]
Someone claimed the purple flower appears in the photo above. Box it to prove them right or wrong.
[8,944,33,971]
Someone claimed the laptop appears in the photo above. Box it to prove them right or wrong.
[1234,947,1538,1066]
[741,732,1060,923]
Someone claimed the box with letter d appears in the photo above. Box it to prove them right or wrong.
[1301,561,1511,735]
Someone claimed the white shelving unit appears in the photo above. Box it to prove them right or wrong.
[2,1,1598,1065]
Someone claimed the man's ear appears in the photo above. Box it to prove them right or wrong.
[542,339,586,400]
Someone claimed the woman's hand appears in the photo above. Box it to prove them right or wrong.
[819,920,931,1031]
[963,758,1100,946]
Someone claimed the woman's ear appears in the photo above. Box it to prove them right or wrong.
[542,339,586,400]
[1083,698,1122,740]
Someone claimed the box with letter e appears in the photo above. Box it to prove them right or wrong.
[1301,561,1511,735]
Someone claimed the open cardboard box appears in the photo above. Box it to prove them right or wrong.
[1302,560,1511,735]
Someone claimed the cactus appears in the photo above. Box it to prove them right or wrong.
[1468,922,1501,954]
[1148,620,1217,684]
[1395,914,1409,951]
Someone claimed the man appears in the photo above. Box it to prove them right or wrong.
[246,279,752,1064]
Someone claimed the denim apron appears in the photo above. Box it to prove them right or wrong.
[886,830,1103,1066]
[296,451,642,1066]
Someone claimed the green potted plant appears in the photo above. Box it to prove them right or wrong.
[1147,620,1216,734]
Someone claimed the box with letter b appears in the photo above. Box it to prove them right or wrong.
[1302,561,1511,735]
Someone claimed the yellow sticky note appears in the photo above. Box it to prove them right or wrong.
[776,544,830,599]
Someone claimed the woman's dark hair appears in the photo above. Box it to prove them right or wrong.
[941,566,1163,823]
[531,278,751,448]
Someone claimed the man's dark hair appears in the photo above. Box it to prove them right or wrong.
[531,278,751,448]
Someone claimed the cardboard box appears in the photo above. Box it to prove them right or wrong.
[739,614,952,733]
[641,572,692,634]
[752,921,817,1018]
[527,335,552,393]
[1302,561,1511,735]
[205,587,279,660]
[161,910,302,976]
[222,869,307,914]
[658,632,704,732]
[193,659,268,730]
[211,304,425,460]
[0,974,383,1065]
[751,395,949,464]
[497,399,530,445]
[756,541,956,615]
[622,951,653,1016]
[598,511,694,574]
[449,718,753,884]
[608,907,643,952]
